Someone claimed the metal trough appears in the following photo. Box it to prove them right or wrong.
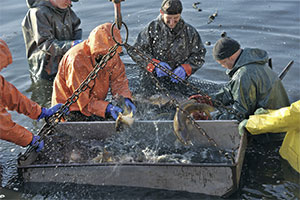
[18,120,247,197]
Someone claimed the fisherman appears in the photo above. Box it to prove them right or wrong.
[51,23,136,121]
[239,100,300,173]
[126,0,206,96]
[0,39,63,152]
[22,0,82,83]
[210,37,290,119]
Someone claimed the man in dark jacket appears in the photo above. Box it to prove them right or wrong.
[212,37,290,119]
[126,0,206,96]
[22,0,82,82]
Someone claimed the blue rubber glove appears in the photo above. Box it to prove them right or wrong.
[30,135,44,152]
[106,104,123,120]
[171,66,186,83]
[37,103,63,122]
[124,98,136,114]
[155,62,172,77]
[72,39,83,47]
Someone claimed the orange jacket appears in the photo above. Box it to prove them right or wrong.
[52,23,132,118]
[0,39,42,147]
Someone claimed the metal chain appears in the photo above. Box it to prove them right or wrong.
[124,44,226,150]
[124,43,243,121]
[124,43,237,161]
[18,43,121,162]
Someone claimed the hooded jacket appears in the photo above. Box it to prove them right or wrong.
[0,39,41,147]
[129,16,206,75]
[126,15,206,96]
[51,23,132,118]
[214,48,290,118]
[246,100,300,173]
[22,0,82,82]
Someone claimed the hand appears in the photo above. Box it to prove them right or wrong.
[238,119,248,136]
[72,39,83,47]
[106,104,123,120]
[30,135,44,152]
[124,98,137,114]
[155,62,172,77]
[38,103,63,122]
[171,66,186,83]
[254,108,269,115]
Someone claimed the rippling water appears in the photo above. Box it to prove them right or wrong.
[0,0,299,199]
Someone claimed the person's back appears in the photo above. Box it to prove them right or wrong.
[22,0,82,82]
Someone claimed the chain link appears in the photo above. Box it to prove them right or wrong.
[19,44,120,162]
[124,43,239,161]
[125,43,243,121]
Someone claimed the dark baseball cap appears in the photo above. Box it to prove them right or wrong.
[71,0,79,2]
[161,0,183,15]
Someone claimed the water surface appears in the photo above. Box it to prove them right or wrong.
[0,0,299,199]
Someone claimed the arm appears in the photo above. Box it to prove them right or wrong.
[70,10,82,40]
[0,76,39,147]
[246,101,300,134]
[182,28,206,76]
[0,107,33,147]
[110,56,132,100]
[229,70,256,118]
[126,25,153,67]
[0,75,41,120]
[27,9,76,57]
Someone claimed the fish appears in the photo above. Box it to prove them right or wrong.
[92,148,113,163]
[173,99,216,145]
[115,96,135,131]
[132,94,172,108]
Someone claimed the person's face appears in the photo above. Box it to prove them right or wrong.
[160,10,181,29]
[50,0,72,9]
[216,57,235,69]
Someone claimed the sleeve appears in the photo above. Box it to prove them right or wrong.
[126,25,154,68]
[213,85,234,106]
[110,56,132,100]
[230,72,257,118]
[71,10,82,40]
[30,9,73,58]
[246,100,300,135]
[182,28,206,76]
[0,76,39,147]
[0,75,42,120]
[0,107,33,147]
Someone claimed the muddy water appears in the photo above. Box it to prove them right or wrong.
[0,0,299,199]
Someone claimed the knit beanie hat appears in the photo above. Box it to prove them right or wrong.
[213,37,240,60]
[161,0,183,15]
